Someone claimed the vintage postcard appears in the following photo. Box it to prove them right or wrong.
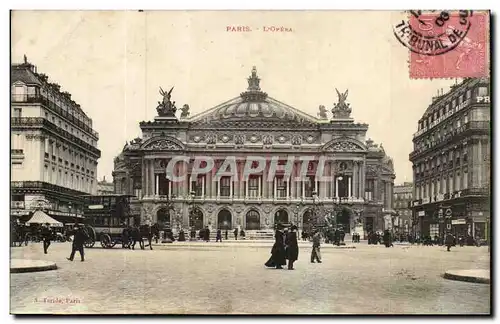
[10,10,491,315]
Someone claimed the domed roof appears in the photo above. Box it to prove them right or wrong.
[188,66,318,124]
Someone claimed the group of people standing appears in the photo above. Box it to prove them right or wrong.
[265,224,323,270]
[36,223,88,262]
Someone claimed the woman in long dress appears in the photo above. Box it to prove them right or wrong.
[265,224,286,269]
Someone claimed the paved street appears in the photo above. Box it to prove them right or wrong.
[10,242,490,314]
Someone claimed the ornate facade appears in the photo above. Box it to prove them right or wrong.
[112,67,395,237]
[409,77,490,240]
[11,57,101,222]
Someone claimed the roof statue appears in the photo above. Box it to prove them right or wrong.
[317,105,328,120]
[23,54,28,64]
[180,104,190,119]
[247,66,261,91]
[331,88,352,119]
[240,66,268,102]
[157,86,177,117]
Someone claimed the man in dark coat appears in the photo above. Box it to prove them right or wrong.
[311,230,322,263]
[190,228,196,241]
[285,225,299,270]
[67,225,88,262]
[203,226,210,242]
[41,223,52,254]
[225,229,228,240]
[265,224,287,269]
[178,229,186,241]
[234,228,238,240]
[216,229,222,242]
[240,229,246,239]
[383,229,393,247]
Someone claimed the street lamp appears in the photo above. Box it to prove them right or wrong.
[294,203,301,231]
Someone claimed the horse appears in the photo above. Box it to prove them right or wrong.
[129,225,144,250]
[139,224,154,250]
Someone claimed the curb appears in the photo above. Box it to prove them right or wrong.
[10,259,58,274]
[443,270,490,284]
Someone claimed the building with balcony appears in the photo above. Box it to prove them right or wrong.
[112,67,395,237]
[393,182,413,235]
[97,176,115,195]
[10,57,101,223]
[409,77,490,240]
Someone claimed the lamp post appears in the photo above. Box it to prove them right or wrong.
[294,203,301,234]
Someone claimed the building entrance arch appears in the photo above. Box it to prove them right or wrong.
[274,209,289,225]
[157,208,171,228]
[217,209,232,230]
[189,207,204,230]
[245,210,260,230]
[302,209,314,232]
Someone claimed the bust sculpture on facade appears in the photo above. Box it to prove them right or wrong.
[157,86,177,117]
[331,88,352,119]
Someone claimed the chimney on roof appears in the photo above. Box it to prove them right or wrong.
[103,176,106,182]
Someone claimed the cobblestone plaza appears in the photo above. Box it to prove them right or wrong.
[10,242,490,314]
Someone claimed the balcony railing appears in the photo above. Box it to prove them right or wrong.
[11,180,88,197]
[410,121,490,160]
[11,94,99,139]
[11,117,101,157]
[11,149,23,155]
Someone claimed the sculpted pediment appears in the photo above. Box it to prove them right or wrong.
[322,138,367,152]
[140,136,185,151]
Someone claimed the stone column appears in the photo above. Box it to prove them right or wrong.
[234,162,240,198]
[291,164,297,199]
[262,160,268,199]
[149,160,155,196]
[155,174,159,195]
[211,163,217,198]
[206,167,212,197]
[335,177,339,198]
[268,176,273,198]
[348,175,352,197]
[353,162,358,199]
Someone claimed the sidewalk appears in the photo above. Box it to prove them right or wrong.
[10,259,57,273]
[443,269,490,284]
[152,240,357,249]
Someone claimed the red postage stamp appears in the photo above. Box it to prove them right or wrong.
[393,11,490,79]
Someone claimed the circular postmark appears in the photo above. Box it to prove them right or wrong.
[393,10,473,56]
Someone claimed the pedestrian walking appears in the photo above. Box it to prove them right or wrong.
[41,223,52,254]
[265,224,286,269]
[240,229,246,240]
[225,229,228,240]
[67,225,88,262]
[234,228,238,240]
[190,228,196,241]
[311,230,322,263]
[216,229,222,242]
[285,225,299,270]
[445,232,454,252]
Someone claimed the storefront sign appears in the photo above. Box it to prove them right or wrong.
[476,96,490,103]
[451,219,466,225]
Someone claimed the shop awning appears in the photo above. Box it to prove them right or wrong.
[26,210,63,227]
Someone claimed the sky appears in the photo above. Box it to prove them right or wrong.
[11,10,456,184]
